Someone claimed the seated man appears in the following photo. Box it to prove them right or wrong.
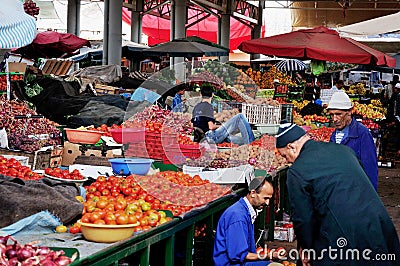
[213,177,280,266]
[191,85,255,144]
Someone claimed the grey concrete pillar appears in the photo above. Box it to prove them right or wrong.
[171,0,186,82]
[67,0,80,36]
[103,0,109,65]
[108,0,123,66]
[131,0,143,44]
[219,14,230,63]
[251,1,265,62]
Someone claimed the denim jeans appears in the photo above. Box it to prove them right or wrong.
[205,114,255,144]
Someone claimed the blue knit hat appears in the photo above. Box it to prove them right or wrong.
[275,122,306,148]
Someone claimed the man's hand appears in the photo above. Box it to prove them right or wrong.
[299,248,311,266]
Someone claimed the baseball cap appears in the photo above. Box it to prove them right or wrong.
[395,83,400,89]
[249,176,266,191]
[327,91,353,110]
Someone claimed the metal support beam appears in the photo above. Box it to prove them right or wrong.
[131,0,144,43]
[219,13,230,63]
[67,0,80,36]
[103,0,109,65]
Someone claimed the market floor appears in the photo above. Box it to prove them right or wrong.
[269,164,400,257]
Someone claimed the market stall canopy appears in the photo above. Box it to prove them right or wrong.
[0,0,36,49]
[122,8,264,51]
[143,39,229,57]
[274,59,307,72]
[238,26,396,67]
[14,31,91,60]
[338,12,400,37]
[69,40,149,62]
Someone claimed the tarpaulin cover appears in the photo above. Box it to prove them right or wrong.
[143,39,229,57]
[0,176,83,228]
[238,26,396,67]
[12,77,131,127]
[122,8,264,51]
[71,64,123,84]
[14,30,91,59]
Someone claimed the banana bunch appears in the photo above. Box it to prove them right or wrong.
[353,102,385,119]
[348,83,366,95]
[292,100,310,111]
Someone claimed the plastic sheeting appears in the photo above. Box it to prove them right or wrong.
[70,64,123,84]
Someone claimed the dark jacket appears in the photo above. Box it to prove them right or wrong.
[287,140,400,265]
[330,117,378,191]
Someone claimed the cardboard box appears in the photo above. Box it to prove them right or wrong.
[8,62,27,74]
[61,141,122,166]
[62,142,81,166]
[183,164,254,184]
[274,221,295,242]
[69,164,114,178]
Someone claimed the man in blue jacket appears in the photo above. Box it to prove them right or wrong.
[213,177,275,266]
[275,122,400,265]
[327,91,378,191]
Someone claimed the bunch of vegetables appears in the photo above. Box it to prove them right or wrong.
[0,96,60,152]
[0,235,76,266]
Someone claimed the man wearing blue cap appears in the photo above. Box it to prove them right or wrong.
[275,123,400,266]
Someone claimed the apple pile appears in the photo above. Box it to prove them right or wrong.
[302,114,329,123]
[361,119,380,130]
[307,126,335,142]
[124,105,192,135]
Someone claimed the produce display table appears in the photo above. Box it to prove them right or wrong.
[9,167,290,266]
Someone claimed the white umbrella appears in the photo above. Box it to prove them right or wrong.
[0,0,37,49]
[274,59,307,72]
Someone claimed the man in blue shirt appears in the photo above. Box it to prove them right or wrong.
[327,91,378,191]
[171,84,186,112]
[213,177,275,266]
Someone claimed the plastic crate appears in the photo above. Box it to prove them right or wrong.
[215,100,243,112]
[281,104,294,123]
[163,145,201,165]
[1,155,30,166]
[241,103,281,124]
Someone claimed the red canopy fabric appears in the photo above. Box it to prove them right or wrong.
[238,26,396,67]
[122,8,263,51]
[15,31,91,59]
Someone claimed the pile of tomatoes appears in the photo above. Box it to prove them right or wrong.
[158,171,209,186]
[134,172,231,207]
[83,175,184,230]
[44,167,84,180]
[91,124,122,137]
[0,156,43,180]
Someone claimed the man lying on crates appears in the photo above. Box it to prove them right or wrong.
[191,84,254,144]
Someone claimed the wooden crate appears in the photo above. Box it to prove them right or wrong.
[94,84,120,95]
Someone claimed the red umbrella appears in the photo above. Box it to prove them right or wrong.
[15,31,91,59]
[238,26,396,67]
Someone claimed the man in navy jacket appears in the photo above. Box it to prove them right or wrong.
[327,91,378,191]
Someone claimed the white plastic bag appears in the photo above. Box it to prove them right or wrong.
[0,128,9,149]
